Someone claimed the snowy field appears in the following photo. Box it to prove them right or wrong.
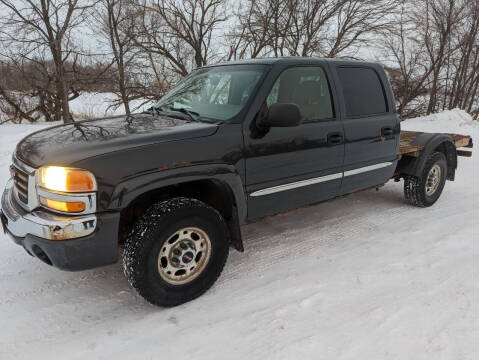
[0,92,148,124]
[0,109,478,360]
[69,93,148,119]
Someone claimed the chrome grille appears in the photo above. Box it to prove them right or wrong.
[11,165,29,204]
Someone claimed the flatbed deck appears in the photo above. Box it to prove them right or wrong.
[400,131,473,158]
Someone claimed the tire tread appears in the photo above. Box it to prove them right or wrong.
[123,197,229,306]
[403,152,447,208]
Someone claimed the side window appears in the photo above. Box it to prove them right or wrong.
[266,66,334,122]
[337,67,388,117]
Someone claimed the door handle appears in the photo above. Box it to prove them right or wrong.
[381,127,394,137]
[327,132,343,145]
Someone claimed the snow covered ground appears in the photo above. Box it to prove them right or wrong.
[1,92,149,124]
[0,109,478,360]
[69,93,148,119]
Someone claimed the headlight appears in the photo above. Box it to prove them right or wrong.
[36,166,97,214]
[37,166,97,193]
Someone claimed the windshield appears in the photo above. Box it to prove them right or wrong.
[154,65,268,122]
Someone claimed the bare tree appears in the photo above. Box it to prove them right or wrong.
[226,0,275,60]
[381,2,434,118]
[381,0,479,119]
[131,0,227,78]
[415,0,468,114]
[1,0,478,124]
[155,0,227,67]
[229,0,396,60]
[96,0,138,115]
[0,56,55,124]
[0,0,97,123]
[444,0,479,118]
[326,0,396,58]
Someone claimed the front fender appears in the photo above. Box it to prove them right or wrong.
[108,163,247,222]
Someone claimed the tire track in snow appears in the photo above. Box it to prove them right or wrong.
[221,184,411,282]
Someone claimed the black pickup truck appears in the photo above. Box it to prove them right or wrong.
[1,58,473,306]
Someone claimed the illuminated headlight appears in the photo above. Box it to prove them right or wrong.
[37,166,97,193]
[36,166,97,214]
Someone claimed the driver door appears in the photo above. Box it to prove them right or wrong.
[244,65,345,219]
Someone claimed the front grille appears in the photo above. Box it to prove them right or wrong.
[12,165,29,204]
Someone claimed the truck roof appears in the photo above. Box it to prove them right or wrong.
[204,57,380,68]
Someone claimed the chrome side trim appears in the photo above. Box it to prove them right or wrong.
[343,162,393,177]
[249,161,394,197]
[250,172,343,197]
[2,180,96,240]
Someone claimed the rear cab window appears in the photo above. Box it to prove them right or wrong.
[336,67,388,118]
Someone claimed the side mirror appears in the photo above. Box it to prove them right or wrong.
[258,103,302,129]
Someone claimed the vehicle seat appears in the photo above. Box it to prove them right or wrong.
[292,80,332,121]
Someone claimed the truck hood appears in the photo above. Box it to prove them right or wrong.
[15,113,218,168]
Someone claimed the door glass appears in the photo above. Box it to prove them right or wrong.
[337,67,388,117]
[266,67,334,122]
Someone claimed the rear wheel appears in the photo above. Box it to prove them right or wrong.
[123,197,229,306]
[404,152,447,207]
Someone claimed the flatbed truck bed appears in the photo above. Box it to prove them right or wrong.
[399,131,473,158]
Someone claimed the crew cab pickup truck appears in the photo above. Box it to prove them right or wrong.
[1,58,473,306]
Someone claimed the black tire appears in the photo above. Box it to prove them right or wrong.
[404,152,447,207]
[123,197,229,307]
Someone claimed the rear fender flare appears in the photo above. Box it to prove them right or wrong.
[399,133,457,180]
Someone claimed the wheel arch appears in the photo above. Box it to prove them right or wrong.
[112,164,246,252]
[398,133,457,180]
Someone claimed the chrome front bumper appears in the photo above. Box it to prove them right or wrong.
[2,179,120,271]
[1,179,96,240]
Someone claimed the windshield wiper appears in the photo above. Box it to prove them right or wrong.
[143,106,155,115]
[146,105,202,122]
[168,107,200,122]
[144,106,167,116]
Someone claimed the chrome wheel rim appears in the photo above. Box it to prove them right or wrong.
[158,227,212,285]
[425,164,441,196]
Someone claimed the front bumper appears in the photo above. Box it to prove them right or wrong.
[1,179,120,271]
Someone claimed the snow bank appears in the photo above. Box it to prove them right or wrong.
[0,110,478,360]
[402,108,478,133]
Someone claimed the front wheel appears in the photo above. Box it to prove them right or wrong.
[123,197,229,306]
[404,152,447,207]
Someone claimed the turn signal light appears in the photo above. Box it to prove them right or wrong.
[40,197,86,213]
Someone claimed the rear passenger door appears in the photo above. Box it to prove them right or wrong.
[332,65,400,194]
